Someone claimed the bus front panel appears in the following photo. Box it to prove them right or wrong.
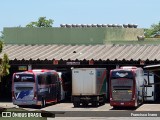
[110,70,135,106]
[12,74,38,105]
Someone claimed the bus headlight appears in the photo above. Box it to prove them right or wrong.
[33,97,37,100]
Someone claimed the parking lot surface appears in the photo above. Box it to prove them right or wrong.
[1,102,160,120]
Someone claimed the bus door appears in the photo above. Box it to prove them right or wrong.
[47,73,58,102]
[13,74,35,101]
[47,73,57,102]
[55,74,61,101]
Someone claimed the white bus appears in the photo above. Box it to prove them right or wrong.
[12,69,65,108]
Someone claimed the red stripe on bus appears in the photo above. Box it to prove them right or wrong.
[46,99,57,103]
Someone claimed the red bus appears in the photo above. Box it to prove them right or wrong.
[109,66,145,108]
[12,69,65,108]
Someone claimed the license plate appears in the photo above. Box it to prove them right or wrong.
[120,103,124,105]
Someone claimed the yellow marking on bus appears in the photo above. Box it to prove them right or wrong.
[128,90,132,92]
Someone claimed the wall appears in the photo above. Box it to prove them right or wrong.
[4,27,144,45]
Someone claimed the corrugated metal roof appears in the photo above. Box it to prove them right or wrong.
[1,44,160,61]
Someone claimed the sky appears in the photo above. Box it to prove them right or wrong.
[0,0,160,32]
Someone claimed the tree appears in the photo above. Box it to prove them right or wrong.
[0,41,10,82]
[0,31,4,39]
[145,21,160,38]
[26,17,54,27]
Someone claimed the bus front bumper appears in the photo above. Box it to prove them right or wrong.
[13,99,41,106]
[110,100,135,107]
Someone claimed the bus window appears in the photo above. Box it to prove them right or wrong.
[14,74,34,82]
[51,74,57,84]
[46,73,57,85]
[46,74,52,84]
[111,71,134,79]
[38,74,47,85]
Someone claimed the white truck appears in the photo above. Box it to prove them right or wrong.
[72,68,107,107]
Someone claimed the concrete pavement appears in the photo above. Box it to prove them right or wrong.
[1,102,160,120]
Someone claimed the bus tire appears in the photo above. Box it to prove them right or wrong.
[92,102,98,107]
[101,96,106,105]
[41,98,46,108]
[57,94,60,102]
[113,106,119,109]
[18,105,23,108]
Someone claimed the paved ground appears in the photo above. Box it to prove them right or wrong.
[1,102,160,120]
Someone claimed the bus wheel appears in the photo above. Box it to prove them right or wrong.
[100,96,106,105]
[41,98,46,108]
[113,106,119,109]
[92,102,98,107]
[18,105,23,108]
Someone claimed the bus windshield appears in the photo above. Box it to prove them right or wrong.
[14,74,35,82]
[111,70,134,79]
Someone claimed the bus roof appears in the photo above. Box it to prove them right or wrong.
[111,66,141,72]
[120,66,138,69]
[144,64,160,71]
[14,69,57,75]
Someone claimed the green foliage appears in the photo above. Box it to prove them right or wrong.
[0,42,10,82]
[1,54,10,76]
[26,17,54,27]
[0,31,4,39]
[145,21,160,38]
[0,41,3,53]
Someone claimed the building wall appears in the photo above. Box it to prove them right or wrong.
[4,27,144,45]
[104,28,144,42]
